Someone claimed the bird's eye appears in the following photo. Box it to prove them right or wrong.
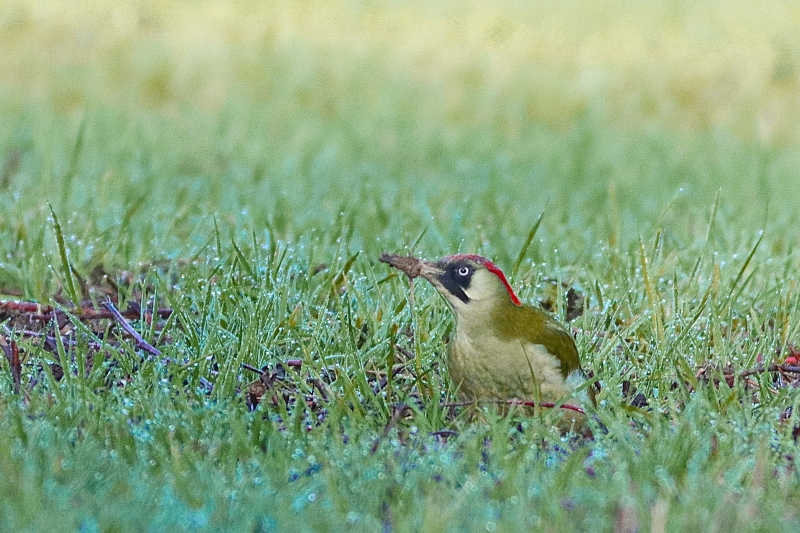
[456,266,470,277]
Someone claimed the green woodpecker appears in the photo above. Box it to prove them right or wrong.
[417,254,594,414]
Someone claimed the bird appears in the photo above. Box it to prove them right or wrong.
[399,253,595,423]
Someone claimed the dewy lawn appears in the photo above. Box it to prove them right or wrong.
[1,1,800,531]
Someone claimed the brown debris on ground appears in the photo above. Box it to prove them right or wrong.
[0,297,174,394]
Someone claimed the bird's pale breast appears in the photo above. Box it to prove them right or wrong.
[447,327,571,402]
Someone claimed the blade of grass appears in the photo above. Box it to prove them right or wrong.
[52,318,72,387]
[608,181,620,251]
[411,224,428,250]
[655,187,685,226]
[687,191,721,288]
[726,230,764,305]
[511,210,544,279]
[61,114,86,205]
[118,193,147,234]
[213,216,223,260]
[669,279,714,351]
[49,204,79,306]
[649,228,662,263]
[331,251,360,295]
[639,235,664,344]
[231,236,255,279]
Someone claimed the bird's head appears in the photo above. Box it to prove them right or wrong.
[419,254,521,315]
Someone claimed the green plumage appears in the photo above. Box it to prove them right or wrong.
[490,301,582,379]
[445,294,587,405]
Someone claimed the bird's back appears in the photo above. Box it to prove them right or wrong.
[491,303,582,378]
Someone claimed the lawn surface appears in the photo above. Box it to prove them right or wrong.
[2,1,800,531]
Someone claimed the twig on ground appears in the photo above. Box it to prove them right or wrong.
[198,376,214,393]
[15,329,107,351]
[1,337,21,394]
[697,362,800,389]
[0,300,172,320]
[242,363,262,375]
[739,363,800,378]
[442,398,587,415]
[102,299,161,357]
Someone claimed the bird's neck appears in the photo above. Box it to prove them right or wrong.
[453,299,516,339]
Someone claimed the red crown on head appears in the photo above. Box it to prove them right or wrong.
[444,254,522,306]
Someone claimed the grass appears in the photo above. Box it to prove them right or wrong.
[2,0,800,531]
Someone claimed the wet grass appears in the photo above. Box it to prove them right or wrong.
[2,0,800,531]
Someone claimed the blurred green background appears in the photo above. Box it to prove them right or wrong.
[2,0,799,275]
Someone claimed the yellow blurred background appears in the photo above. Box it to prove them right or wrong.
[1,0,798,145]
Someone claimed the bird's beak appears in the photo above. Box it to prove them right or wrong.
[418,260,445,282]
